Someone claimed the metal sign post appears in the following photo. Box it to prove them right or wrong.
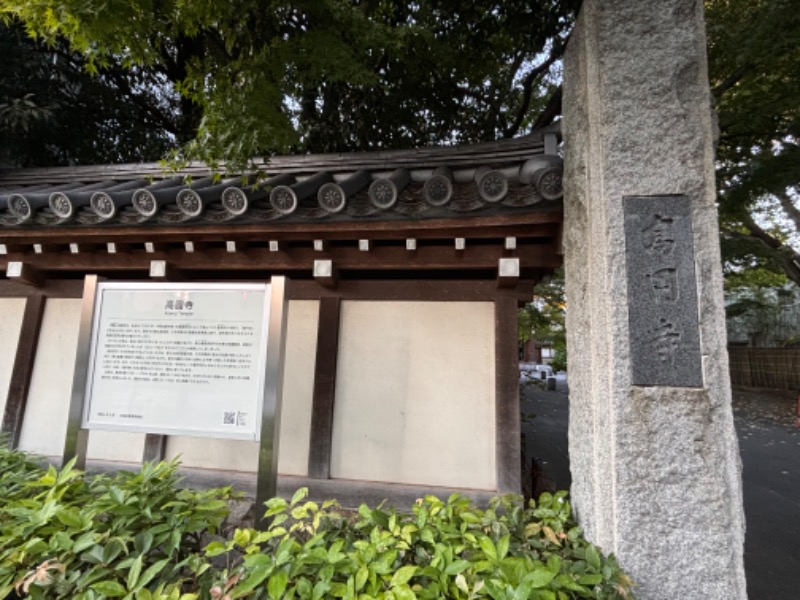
[63,275,101,469]
[255,276,289,528]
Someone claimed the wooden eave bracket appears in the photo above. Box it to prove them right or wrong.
[497,257,520,288]
[5,261,44,287]
[149,260,183,281]
[313,259,338,289]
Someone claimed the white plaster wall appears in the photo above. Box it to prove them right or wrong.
[17,299,147,460]
[330,301,496,490]
[18,299,82,456]
[165,300,318,475]
[0,298,27,419]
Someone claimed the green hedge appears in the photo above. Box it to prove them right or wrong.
[0,445,634,600]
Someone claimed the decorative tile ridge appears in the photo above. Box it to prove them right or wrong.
[0,136,563,230]
[0,129,559,187]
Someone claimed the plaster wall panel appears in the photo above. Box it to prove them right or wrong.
[17,299,147,461]
[165,300,318,475]
[0,298,26,419]
[17,299,81,456]
[14,298,157,462]
[330,301,495,490]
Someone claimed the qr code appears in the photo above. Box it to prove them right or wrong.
[223,411,236,425]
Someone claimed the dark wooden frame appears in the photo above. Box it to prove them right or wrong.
[1,295,45,447]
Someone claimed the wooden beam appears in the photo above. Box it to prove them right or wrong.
[289,279,536,302]
[495,296,521,494]
[0,243,562,274]
[1,295,45,447]
[307,297,342,479]
[0,244,26,255]
[0,279,84,299]
[0,211,563,245]
[5,262,44,287]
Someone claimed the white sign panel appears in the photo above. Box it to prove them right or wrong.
[82,282,270,440]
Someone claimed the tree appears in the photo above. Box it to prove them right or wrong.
[0,20,179,167]
[519,269,567,371]
[0,0,580,169]
[705,0,800,288]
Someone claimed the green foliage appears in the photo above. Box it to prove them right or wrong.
[0,20,178,167]
[1,446,634,600]
[706,0,800,287]
[0,446,232,600]
[0,0,579,169]
[209,488,633,600]
[519,269,567,371]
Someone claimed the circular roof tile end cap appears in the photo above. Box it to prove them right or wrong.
[176,189,203,218]
[7,194,33,222]
[475,168,509,203]
[423,175,453,207]
[270,185,298,215]
[221,187,249,216]
[317,182,347,213]
[48,192,74,219]
[518,155,563,185]
[90,192,117,220]
[132,189,158,218]
[369,178,398,209]
[534,167,564,201]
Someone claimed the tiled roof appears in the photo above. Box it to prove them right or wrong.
[0,131,563,230]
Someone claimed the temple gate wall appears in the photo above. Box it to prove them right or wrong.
[0,295,499,490]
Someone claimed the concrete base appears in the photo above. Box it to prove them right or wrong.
[58,457,498,516]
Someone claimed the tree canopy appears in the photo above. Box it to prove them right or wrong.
[706,0,800,288]
[2,0,798,291]
[0,0,579,169]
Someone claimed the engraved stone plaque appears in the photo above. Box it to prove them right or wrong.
[623,195,703,387]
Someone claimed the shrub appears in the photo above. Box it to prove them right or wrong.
[206,489,634,599]
[1,445,634,600]
[0,446,232,600]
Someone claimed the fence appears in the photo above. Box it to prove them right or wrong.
[728,347,800,391]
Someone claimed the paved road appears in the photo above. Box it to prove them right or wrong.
[521,377,800,600]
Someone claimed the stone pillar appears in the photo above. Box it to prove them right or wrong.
[562,2,746,599]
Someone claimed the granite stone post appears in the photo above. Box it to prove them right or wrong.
[562,1,747,598]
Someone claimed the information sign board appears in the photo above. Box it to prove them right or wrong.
[82,282,270,440]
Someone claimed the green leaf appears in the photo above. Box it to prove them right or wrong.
[443,560,471,576]
[91,580,128,597]
[390,566,417,587]
[267,570,288,600]
[127,554,144,591]
[233,564,273,597]
[134,532,154,555]
[136,558,170,591]
[355,565,369,591]
[497,535,510,561]
[393,584,417,600]
[585,544,601,571]
[205,541,228,557]
[291,488,308,506]
[478,536,497,562]
[525,568,557,589]
[577,573,603,586]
